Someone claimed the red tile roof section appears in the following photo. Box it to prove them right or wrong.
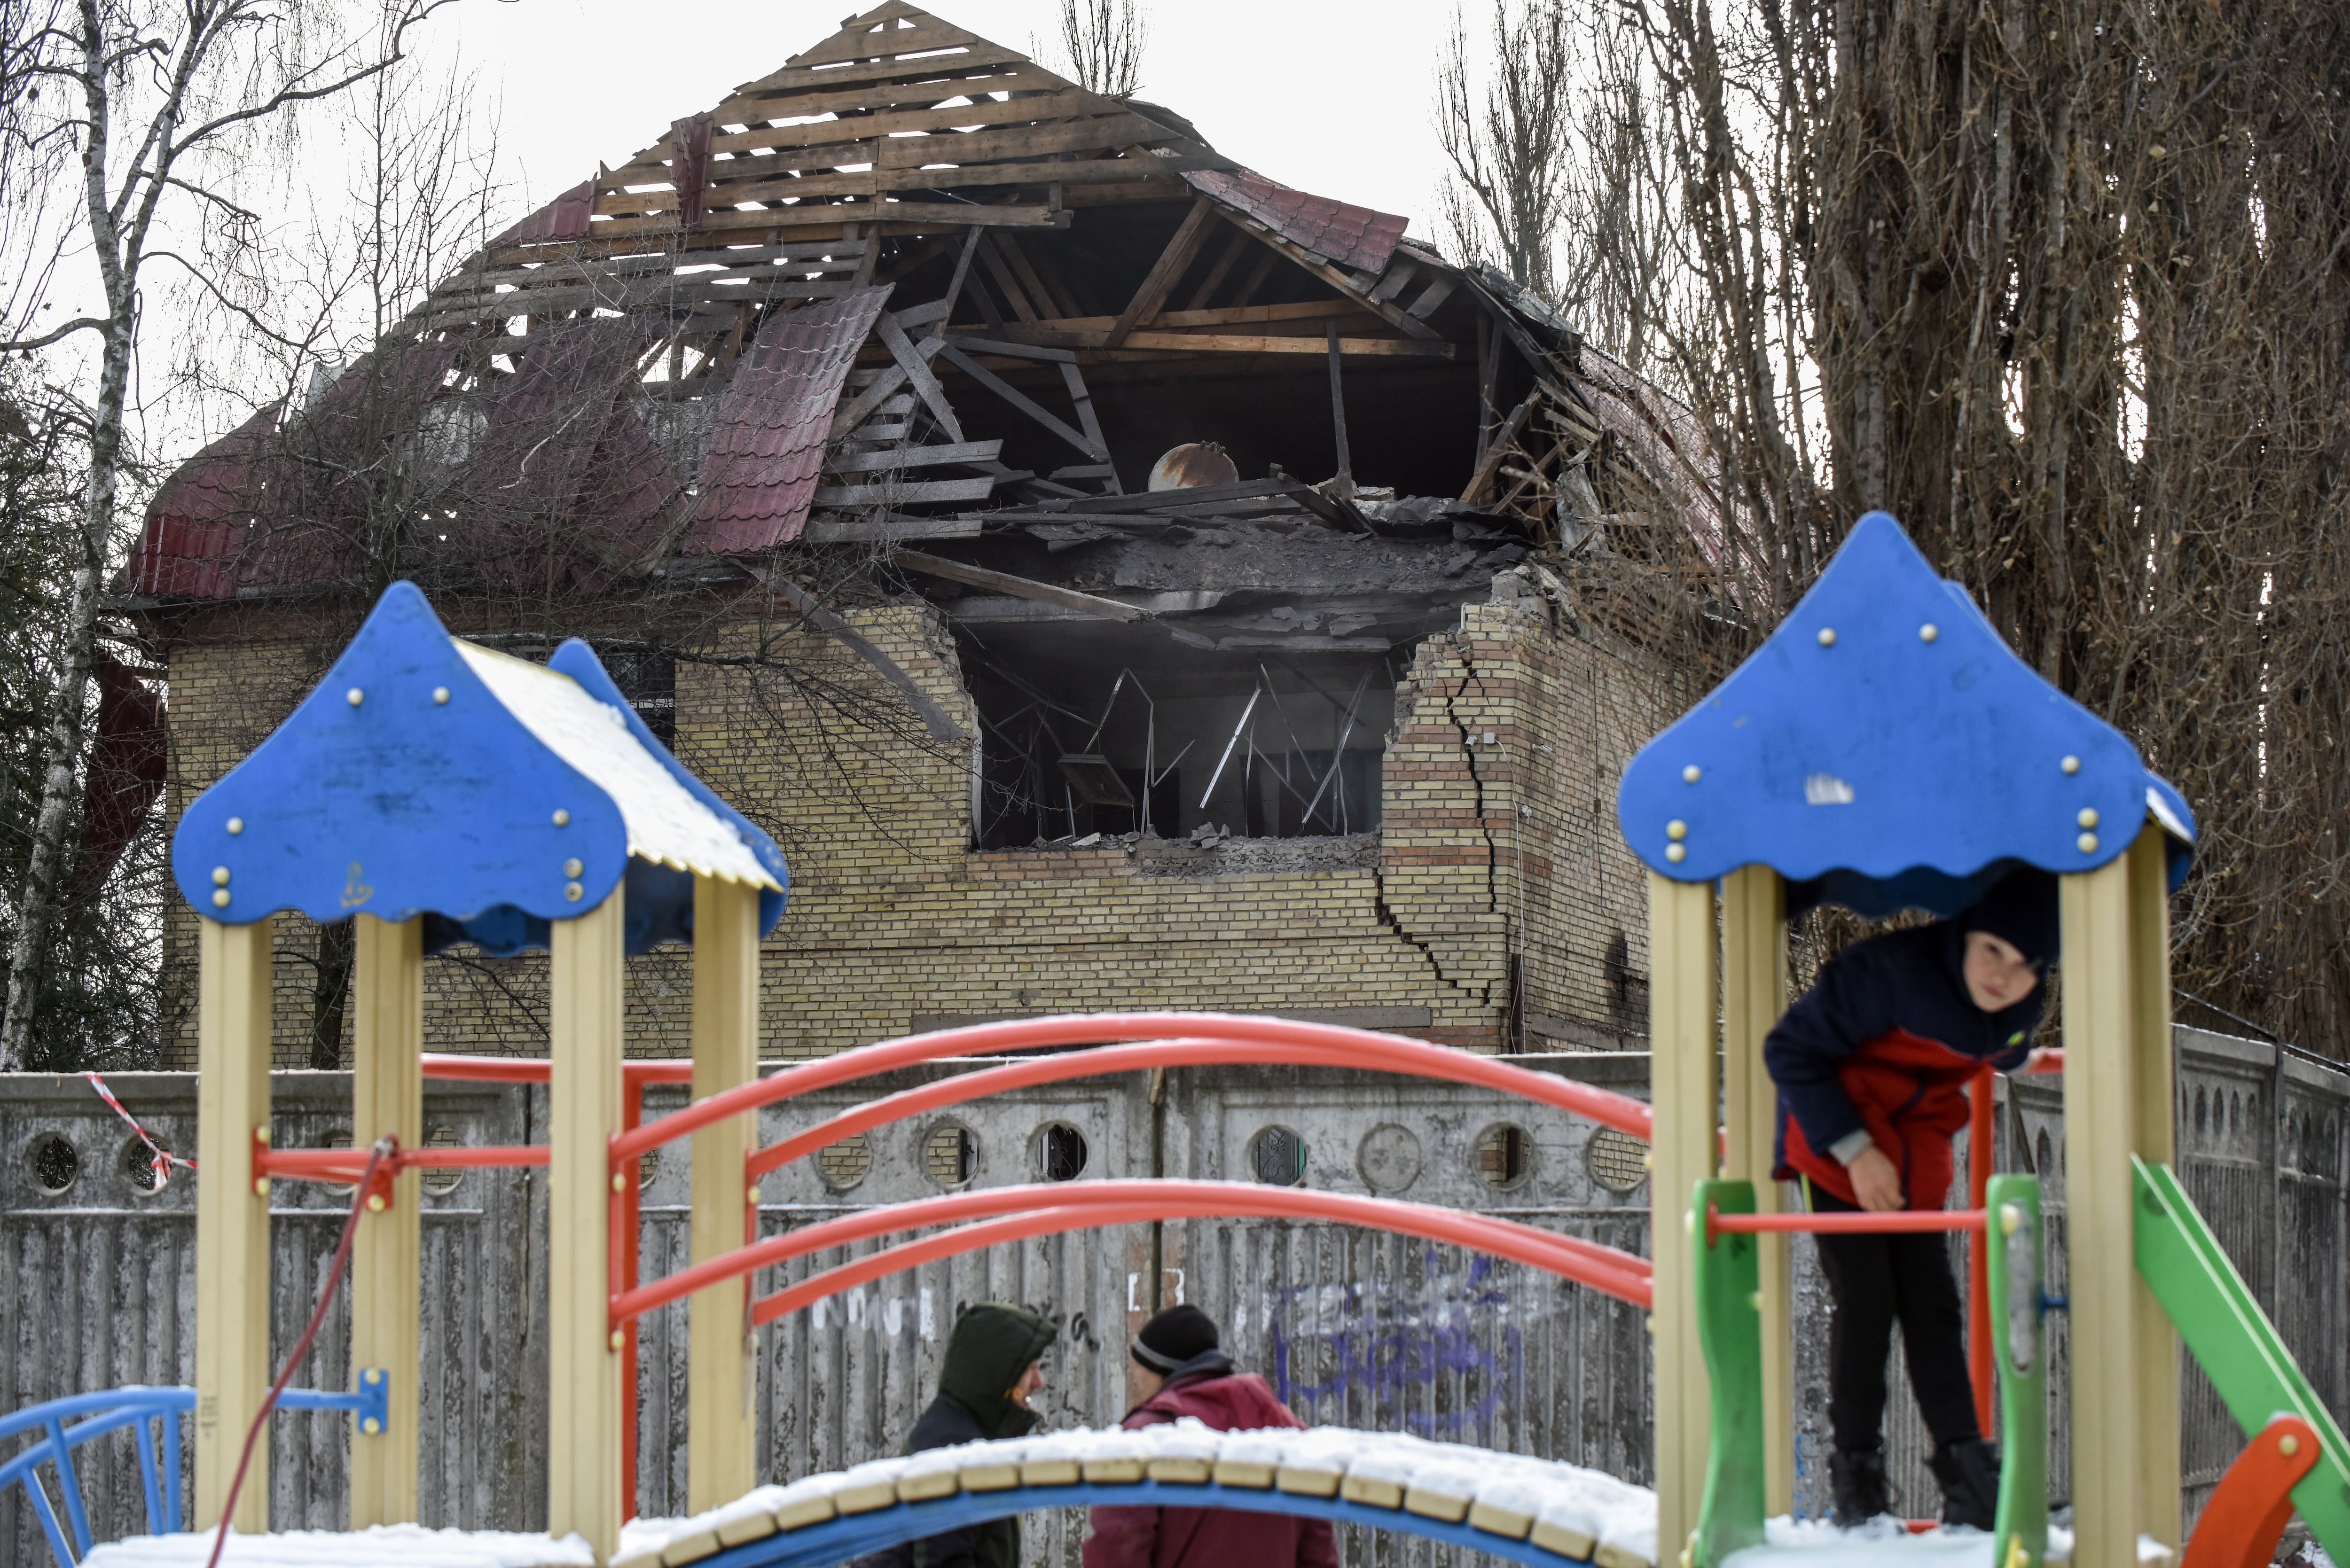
[465,318,678,593]
[127,404,282,599]
[689,284,893,554]
[471,318,644,512]
[493,178,595,248]
[1183,167,1408,274]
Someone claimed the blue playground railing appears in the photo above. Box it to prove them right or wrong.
[0,1379,388,1567]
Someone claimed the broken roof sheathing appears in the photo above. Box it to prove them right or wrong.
[125,0,1734,642]
[691,285,892,552]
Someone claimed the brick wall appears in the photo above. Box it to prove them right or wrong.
[157,576,1666,1065]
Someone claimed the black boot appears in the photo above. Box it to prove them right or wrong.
[1931,1438,2001,1529]
[1830,1446,1891,1528]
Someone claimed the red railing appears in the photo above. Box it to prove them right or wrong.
[608,1180,1656,1327]
[1705,1204,1989,1248]
[242,1022,2064,1525]
[606,1013,1656,1174]
[742,1036,1626,1182]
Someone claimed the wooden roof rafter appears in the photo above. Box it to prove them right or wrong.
[586,1,1229,243]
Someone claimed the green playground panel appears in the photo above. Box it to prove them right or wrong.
[1688,1175,2051,1566]
[2134,1156,2350,1559]
[1986,1174,2049,1567]
[1691,1179,1766,1566]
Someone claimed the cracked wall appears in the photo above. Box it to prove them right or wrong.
[155,578,1668,1063]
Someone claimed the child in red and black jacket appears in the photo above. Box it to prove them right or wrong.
[1765,867,2058,1531]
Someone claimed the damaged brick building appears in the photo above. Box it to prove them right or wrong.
[127,2,1731,1065]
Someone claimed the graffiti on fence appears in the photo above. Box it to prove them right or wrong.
[1268,1251,1523,1436]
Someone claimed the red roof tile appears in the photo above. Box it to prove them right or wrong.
[689,284,892,554]
[1183,167,1408,275]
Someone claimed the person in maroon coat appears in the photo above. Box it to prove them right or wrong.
[1765,866,2059,1531]
[1081,1306,1339,1568]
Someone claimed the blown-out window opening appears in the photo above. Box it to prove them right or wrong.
[962,629,1398,849]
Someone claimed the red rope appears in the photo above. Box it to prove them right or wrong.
[204,1139,390,1568]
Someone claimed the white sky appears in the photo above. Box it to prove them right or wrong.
[430,0,1470,242]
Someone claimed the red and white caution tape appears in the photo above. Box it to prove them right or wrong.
[85,1071,198,1190]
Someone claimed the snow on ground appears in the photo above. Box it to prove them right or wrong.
[614,1422,1659,1568]
[1723,1517,2190,1566]
[80,1524,594,1568]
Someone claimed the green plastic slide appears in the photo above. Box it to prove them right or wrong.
[2134,1156,2350,1557]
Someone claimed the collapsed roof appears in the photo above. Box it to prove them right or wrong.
[125,0,1724,616]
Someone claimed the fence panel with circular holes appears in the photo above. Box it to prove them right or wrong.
[8,1030,2345,1561]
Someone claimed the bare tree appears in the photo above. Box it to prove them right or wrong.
[1610,0,2350,1055]
[0,0,448,1068]
[1436,0,1573,301]
[1547,12,1687,384]
[1053,0,1145,99]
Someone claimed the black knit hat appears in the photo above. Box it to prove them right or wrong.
[1131,1304,1220,1373]
[1962,866,2061,969]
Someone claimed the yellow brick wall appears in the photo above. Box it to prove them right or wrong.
[157,584,1665,1066]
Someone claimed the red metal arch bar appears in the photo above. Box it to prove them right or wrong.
[744,1037,1600,1183]
[612,1013,1655,1170]
[743,1194,1654,1326]
[609,1179,1653,1328]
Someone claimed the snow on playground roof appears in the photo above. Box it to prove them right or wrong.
[1617,512,2195,918]
[169,581,786,952]
[605,1422,1659,1568]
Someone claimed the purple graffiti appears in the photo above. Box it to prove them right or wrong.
[1269,1252,1523,1436]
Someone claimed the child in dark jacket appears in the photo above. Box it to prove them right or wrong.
[1764,866,2059,1530]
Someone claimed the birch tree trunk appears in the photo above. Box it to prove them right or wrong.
[0,0,440,1068]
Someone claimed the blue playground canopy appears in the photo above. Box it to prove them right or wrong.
[169,582,787,954]
[1617,512,2194,918]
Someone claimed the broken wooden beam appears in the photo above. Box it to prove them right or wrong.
[875,310,966,442]
[814,476,996,507]
[949,327,1452,359]
[890,550,1149,622]
[740,565,970,744]
[1327,323,1354,500]
[1105,197,1219,348]
[830,333,947,439]
[1460,391,1540,505]
[822,439,1003,475]
[934,342,1108,461]
[802,514,985,543]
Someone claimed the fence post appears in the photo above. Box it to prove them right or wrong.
[1649,870,1719,1562]
[194,915,275,1533]
[548,888,624,1560]
[349,914,423,1526]
[689,876,760,1513]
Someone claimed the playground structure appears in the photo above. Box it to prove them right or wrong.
[9,513,2350,1568]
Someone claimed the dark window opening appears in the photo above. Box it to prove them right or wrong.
[924,1122,979,1187]
[603,649,677,746]
[1475,1123,1533,1190]
[1034,1123,1089,1182]
[960,624,1394,849]
[1250,1125,1308,1186]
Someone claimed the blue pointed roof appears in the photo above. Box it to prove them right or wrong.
[170,582,787,954]
[1617,512,2193,915]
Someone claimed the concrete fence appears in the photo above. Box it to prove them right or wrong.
[3,1026,2343,1563]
